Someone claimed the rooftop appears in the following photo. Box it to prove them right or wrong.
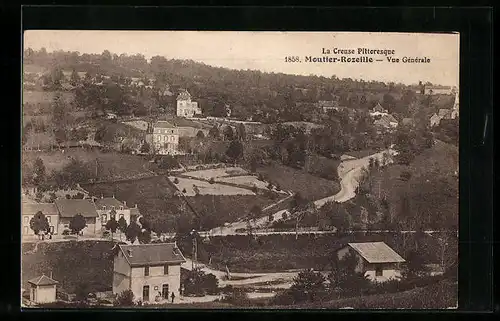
[94,197,126,209]
[346,242,406,264]
[22,202,59,216]
[118,243,186,266]
[27,275,59,286]
[54,199,98,218]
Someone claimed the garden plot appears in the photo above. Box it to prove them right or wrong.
[215,175,288,194]
[169,176,255,196]
[183,167,249,180]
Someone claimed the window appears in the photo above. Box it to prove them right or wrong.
[162,284,169,299]
[23,226,29,234]
[50,226,54,233]
[102,214,107,223]
[119,214,124,219]
[102,206,106,211]
[164,265,169,275]
[47,216,51,223]
[144,266,149,276]
[143,285,150,302]
[375,267,383,277]
[24,216,28,224]
[120,206,124,210]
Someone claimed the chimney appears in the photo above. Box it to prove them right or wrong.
[50,271,53,279]
[135,204,138,208]
[101,194,103,199]
[112,194,115,199]
[124,201,127,207]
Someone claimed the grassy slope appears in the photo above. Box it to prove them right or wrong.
[256,162,340,200]
[24,149,152,180]
[377,140,459,228]
[297,279,457,309]
[22,240,115,294]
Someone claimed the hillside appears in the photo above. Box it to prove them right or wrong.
[377,140,458,230]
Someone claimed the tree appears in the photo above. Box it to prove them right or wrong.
[223,126,234,141]
[237,123,246,141]
[159,155,179,170]
[70,69,80,86]
[117,217,128,241]
[288,269,327,303]
[114,289,135,307]
[140,141,151,154]
[138,229,152,244]
[125,221,141,243]
[29,211,50,238]
[225,140,243,163]
[32,157,46,185]
[208,125,220,139]
[105,217,119,240]
[74,283,91,302]
[196,130,205,139]
[69,214,87,238]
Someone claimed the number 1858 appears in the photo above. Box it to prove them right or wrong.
[285,56,300,62]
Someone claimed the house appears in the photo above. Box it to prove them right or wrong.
[27,274,58,304]
[316,100,337,113]
[22,202,59,236]
[113,243,186,303]
[54,198,99,235]
[176,90,201,118]
[150,121,180,155]
[430,113,443,127]
[94,196,140,227]
[369,102,389,117]
[336,242,406,283]
[373,114,398,129]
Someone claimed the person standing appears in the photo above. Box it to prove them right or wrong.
[170,291,175,303]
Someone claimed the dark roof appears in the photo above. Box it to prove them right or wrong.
[27,275,59,286]
[94,198,125,209]
[346,242,406,263]
[54,199,98,218]
[118,243,186,266]
[22,203,58,216]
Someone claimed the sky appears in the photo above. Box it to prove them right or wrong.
[24,31,459,87]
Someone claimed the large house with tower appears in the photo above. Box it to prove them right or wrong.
[176,90,201,118]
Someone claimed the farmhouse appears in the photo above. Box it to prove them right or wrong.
[336,242,406,283]
[27,274,59,304]
[113,243,186,303]
[176,90,201,118]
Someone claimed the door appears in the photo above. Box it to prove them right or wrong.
[142,285,150,302]
[23,226,29,235]
[31,287,36,302]
[162,284,169,299]
[50,226,55,234]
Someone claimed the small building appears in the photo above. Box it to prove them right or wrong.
[373,114,398,130]
[54,198,99,235]
[113,243,186,303]
[336,242,406,283]
[176,90,201,118]
[151,121,180,155]
[27,274,58,304]
[369,102,389,117]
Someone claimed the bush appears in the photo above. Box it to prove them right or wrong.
[221,289,250,305]
[173,177,179,184]
[114,289,135,307]
[209,178,215,184]
[62,229,71,235]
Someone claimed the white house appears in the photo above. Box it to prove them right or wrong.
[176,90,201,118]
[94,196,141,228]
[113,243,186,303]
[336,242,406,283]
[151,121,180,155]
[27,274,58,304]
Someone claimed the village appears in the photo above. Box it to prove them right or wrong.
[21,43,459,309]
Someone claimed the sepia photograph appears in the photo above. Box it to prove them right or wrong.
[21,31,459,309]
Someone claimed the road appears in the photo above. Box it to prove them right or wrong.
[204,149,394,236]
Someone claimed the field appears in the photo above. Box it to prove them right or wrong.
[21,240,115,294]
[23,149,152,181]
[256,162,340,201]
[183,167,249,180]
[83,177,279,231]
[23,90,75,109]
[215,175,278,191]
[169,176,255,196]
